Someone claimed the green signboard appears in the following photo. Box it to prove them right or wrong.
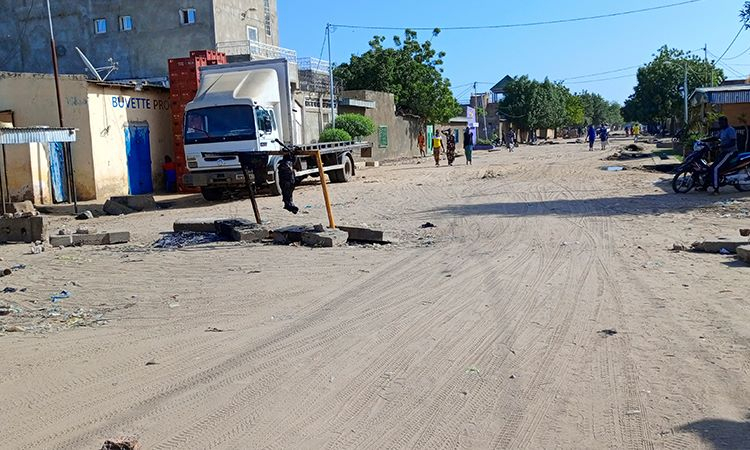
[378,126,388,148]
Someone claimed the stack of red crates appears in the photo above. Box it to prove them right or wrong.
[168,50,228,192]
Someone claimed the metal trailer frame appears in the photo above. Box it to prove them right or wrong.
[0,127,78,214]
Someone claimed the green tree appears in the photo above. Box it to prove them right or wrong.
[499,76,570,130]
[335,29,462,124]
[621,46,723,124]
[565,95,585,127]
[319,128,352,143]
[330,113,376,140]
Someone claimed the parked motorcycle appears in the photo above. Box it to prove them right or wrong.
[672,137,750,193]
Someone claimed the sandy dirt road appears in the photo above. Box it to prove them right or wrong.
[2,141,750,449]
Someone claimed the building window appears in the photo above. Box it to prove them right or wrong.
[246,26,258,42]
[264,0,272,36]
[94,18,107,34]
[180,8,196,25]
[119,16,133,31]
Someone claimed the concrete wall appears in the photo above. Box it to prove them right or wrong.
[719,103,750,127]
[0,72,173,203]
[339,90,421,161]
[212,0,279,47]
[0,0,277,80]
[0,72,96,200]
[86,85,173,198]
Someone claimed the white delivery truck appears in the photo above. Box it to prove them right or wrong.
[181,59,372,201]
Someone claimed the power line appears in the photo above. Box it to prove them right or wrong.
[313,28,328,72]
[564,73,636,85]
[559,65,642,82]
[724,43,750,61]
[330,0,701,32]
[715,25,745,64]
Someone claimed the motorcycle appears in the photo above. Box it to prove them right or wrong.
[672,137,750,193]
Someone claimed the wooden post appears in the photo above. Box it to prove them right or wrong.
[240,162,262,225]
[314,151,336,229]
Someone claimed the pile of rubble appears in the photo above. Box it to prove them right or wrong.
[677,228,750,266]
[162,218,392,249]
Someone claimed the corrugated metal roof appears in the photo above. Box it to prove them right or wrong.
[691,85,750,104]
[0,127,77,144]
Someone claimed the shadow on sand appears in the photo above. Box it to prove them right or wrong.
[678,416,750,449]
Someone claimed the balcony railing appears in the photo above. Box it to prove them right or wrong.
[298,57,330,74]
[216,40,297,63]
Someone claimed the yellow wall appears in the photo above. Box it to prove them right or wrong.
[0,72,173,203]
[86,86,173,199]
[0,72,96,200]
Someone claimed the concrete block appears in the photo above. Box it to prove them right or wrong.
[6,201,36,214]
[105,232,131,245]
[109,195,157,212]
[0,216,47,243]
[365,161,380,168]
[301,229,349,248]
[49,235,73,247]
[231,226,271,242]
[72,233,108,246]
[692,239,750,254]
[174,218,230,233]
[338,226,391,244]
[215,218,255,239]
[737,245,750,263]
[103,199,136,216]
[272,225,314,245]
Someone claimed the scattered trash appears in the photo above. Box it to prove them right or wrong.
[145,360,158,366]
[101,438,141,450]
[465,367,481,376]
[509,374,517,379]
[50,290,71,303]
[0,306,11,316]
[75,210,94,220]
[604,166,626,172]
[11,264,26,271]
[30,242,44,254]
[4,325,26,333]
[740,229,750,237]
[719,248,732,255]
[168,303,180,309]
[205,327,224,333]
[625,410,641,416]
[421,222,436,229]
[0,268,11,277]
[599,329,618,337]
[671,243,687,252]
[153,232,222,249]
[3,287,17,293]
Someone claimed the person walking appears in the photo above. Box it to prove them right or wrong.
[431,130,443,166]
[506,128,516,152]
[633,123,641,142]
[444,130,457,166]
[463,127,474,165]
[587,124,596,151]
[162,156,177,193]
[418,130,426,157]
[599,124,609,151]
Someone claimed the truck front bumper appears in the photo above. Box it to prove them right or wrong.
[183,170,251,188]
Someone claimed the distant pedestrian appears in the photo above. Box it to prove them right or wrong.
[506,128,516,152]
[587,125,596,151]
[418,130,426,157]
[444,130,456,166]
[432,131,443,166]
[599,124,609,150]
[162,156,177,193]
[463,127,474,165]
[633,123,641,142]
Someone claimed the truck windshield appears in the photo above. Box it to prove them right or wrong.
[184,106,256,144]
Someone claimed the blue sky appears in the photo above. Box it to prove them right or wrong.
[279,0,748,104]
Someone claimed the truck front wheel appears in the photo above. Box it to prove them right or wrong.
[201,187,224,201]
[332,155,354,183]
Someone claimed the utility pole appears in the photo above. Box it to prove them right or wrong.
[326,23,336,128]
[683,62,689,126]
[46,0,64,128]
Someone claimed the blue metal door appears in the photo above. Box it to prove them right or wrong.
[125,126,154,195]
[49,142,68,203]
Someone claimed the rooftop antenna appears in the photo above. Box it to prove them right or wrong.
[75,47,118,81]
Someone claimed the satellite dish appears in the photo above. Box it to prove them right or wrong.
[75,47,118,81]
